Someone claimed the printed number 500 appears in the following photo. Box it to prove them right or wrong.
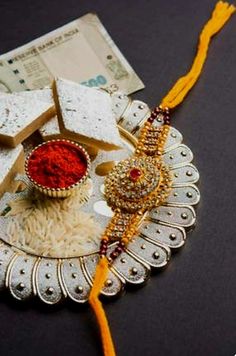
[81,75,107,88]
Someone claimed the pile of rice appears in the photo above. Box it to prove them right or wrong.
[5,180,102,257]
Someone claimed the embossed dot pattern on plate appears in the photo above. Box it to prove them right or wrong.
[8,255,37,300]
[140,220,186,248]
[35,258,65,304]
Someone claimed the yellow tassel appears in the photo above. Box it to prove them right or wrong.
[161,1,236,109]
[89,257,116,356]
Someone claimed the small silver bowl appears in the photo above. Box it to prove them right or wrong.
[25,139,91,198]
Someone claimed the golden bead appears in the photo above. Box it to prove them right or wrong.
[122,238,129,245]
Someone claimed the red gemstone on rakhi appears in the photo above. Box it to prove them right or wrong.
[129,168,142,181]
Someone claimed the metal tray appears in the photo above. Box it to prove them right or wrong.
[0,92,200,304]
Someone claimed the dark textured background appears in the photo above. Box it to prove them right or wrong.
[0,0,236,355]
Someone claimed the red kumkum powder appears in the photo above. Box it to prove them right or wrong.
[28,141,88,189]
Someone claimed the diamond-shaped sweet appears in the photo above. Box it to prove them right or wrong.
[0,92,55,147]
[0,145,24,197]
[13,88,61,140]
[54,78,122,151]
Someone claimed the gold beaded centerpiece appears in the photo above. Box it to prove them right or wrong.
[105,156,171,213]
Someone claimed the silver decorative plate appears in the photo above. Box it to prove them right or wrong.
[0,92,200,304]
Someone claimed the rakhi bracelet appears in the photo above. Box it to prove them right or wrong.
[99,107,171,262]
[88,3,236,356]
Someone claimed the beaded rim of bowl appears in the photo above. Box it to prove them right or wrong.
[25,139,91,196]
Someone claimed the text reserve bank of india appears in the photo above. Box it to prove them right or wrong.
[0,13,144,95]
